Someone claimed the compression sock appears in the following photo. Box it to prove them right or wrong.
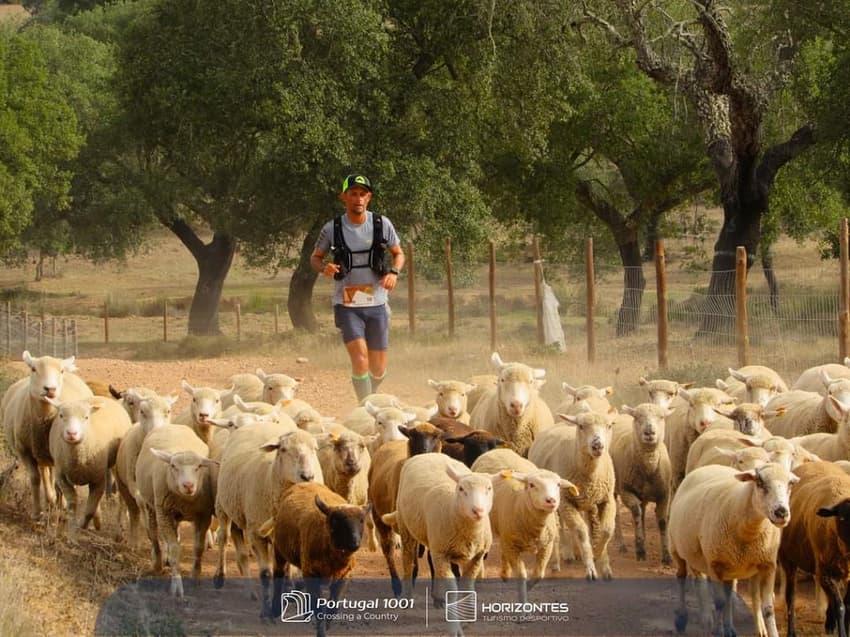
[369,371,386,393]
[352,372,372,402]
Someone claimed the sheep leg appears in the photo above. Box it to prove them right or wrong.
[80,479,106,531]
[55,471,78,543]
[505,549,528,604]
[591,499,615,579]
[143,503,162,573]
[613,495,627,553]
[655,496,671,566]
[22,455,43,519]
[116,477,141,548]
[213,514,230,589]
[562,506,596,580]
[672,551,688,634]
[231,525,250,576]
[249,531,274,618]
[819,572,845,637]
[39,463,57,508]
[373,510,401,596]
[399,529,419,600]
[528,541,555,593]
[270,547,287,619]
[620,490,645,560]
[756,567,779,637]
[717,579,736,637]
[191,516,211,586]
[156,508,183,599]
[780,559,798,637]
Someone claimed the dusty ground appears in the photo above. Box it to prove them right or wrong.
[0,355,829,636]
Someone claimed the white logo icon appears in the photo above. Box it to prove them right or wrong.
[445,590,477,622]
[280,590,314,623]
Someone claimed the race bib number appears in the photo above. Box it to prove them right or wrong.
[343,285,376,306]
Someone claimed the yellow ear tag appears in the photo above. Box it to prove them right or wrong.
[500,470,513,480]
[568,485,580,497]
[280,399,292,407]
[331,432,340,442]
[775,407,786,417]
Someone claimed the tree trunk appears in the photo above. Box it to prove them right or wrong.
[161,217,236,336]
[642,210,662,262]
[616,233,646,336]
[761,245,779,312]
[288,219,324,332]
[698,155,765,336]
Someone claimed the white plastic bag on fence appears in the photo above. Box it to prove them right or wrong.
[542,281,566,352]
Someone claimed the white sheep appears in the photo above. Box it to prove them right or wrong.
[554,382,613,416]
[714,402,781,439]
[219,372,263,409]
[686,429,818,475]
[471,447,577,602]
[428,379,474,424]
[172,380,224,444]
[792,396,850,462]
[316,426,374,508]
[528,409,617,579]
[213,425,322,617]
[766,371,850,437]
[381,453,496,623]
[609,403,673,565]
[465,374,498,414]
[718,365,789,407]
[135,424,218,599]
[108,385,158,422]
[665,387,735,493]
[638,377,692,409]
[47,396,131,542]
[343,401,417,454]
[256,368,302,404]
[669,462,798,637]
[469,352,554,456]
[114,394,177,546]
[1,351,94,518]
[792,357,850,393]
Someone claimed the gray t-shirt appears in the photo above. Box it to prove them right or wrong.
[315,210,401,307]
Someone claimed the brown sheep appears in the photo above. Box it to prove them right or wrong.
[265,482,370,637]
[430,415,507,467]
[779,461,850,637]
[367,422,443,596]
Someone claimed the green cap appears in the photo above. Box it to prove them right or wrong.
[342,174,372,193]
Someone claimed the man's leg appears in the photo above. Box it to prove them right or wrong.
[368,350,387,392]
[345,338,371,401]
[365,305,390,393]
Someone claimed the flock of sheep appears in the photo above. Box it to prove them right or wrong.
[2,350,850,637]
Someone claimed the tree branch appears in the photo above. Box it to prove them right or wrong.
[161,216,205,259]
[757,123,816,188]
[575,179,626,231]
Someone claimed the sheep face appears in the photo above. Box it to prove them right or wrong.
[316,496,371,553]
[445,431,507,467]
[760,437,804,471]
[139,396,176,434]
[181,381,222,425]
[512,469,570,513]
[624,404,669,447]
[23,351,76,401]
[262,430,322,484]
[826,378,850,420]
[495,364,544,418]
[639,377,683,410]
[735,462,798,527]
[150,449,216,497]
[560,411,614,458]
[744,376,780,408]
[52,399,99,444]
[449,468,495,522]
[373,406,416,443]
[716,446,770,471]
[680,389,733,433]
[256,368,301,404]
[429,380,473,419]
[323,431,369,477]
[399,423,443,454]
[817,499,850,550]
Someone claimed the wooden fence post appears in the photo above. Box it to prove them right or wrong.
[62,318,68,357]
[23,311,28,354]
[489,240,497,352]
[104,299,110,344]
[736,246,750,367]
[235,301,242,343]
[407,243,416,336]
[4,302,9,357]
[586,238,596,364]
[532,236,544,345]
[71,320,78,357]
[840,218,849,360]
[274,304,280,335]
[655,239,669,370]
[446,238,455,338]
[163,300,168,343]
[40,310,45,355]
[51,317,57,356]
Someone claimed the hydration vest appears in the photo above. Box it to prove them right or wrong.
[330,213,388,280]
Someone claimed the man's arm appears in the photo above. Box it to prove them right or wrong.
[381,244,405,291]
[311,248,340,278]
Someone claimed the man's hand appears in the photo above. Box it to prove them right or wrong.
[322,263,341,278]
[381,272,398,290]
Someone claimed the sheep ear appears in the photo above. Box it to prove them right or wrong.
[532,368,546,380]
[829,395,850,420]
[445,463,467,483]
[363,502,373,517]
[766,406,786,418]
[364,401,379,416]
[364,433,380,445]
[558,413,579,426]
[201,457,220,467]
[108,385,124,399]
[714,406,733,419]
[167,395,179,407]
[398,425,411,438]
[621,405,635,417]
[663,407,675,418]
[680,382,695,390]
[90,402,102,412]
[258,517,275,538]
[43,396,61,407]
[463,383,475,394]
[490,352,505,370]
[22,350,35,369]
[679,388,692,404]
[729,368,747,383]
[845,357,850,368]
[149,448,173,463]
[292,376,304,385]
[402,410,418,423]
[789,473,800,484]
[427,379,440,390]
[260,438,281,452]
[733,469,758,482]
[207,417,232,429]
[181,379,195,396]
[714,447,738,459]
[638,377,649,387]
[601,386,614,397]
[424,404,439,420]
[715,379,729,391]
[559,479,580,497]
[61,356,77,373]
[739,437,762,448]
[818,505,841,518]
[562,382,576,397]
[255,368,268,381]
[234,395,249,410]
[315,494,332,517]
